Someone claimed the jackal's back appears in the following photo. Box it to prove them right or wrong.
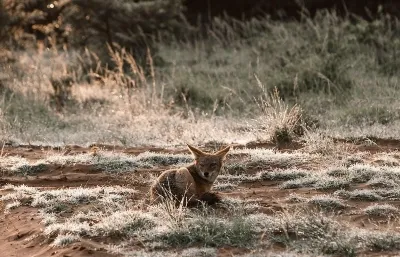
[150,167,196,203]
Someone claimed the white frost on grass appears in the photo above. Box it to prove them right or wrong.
[51,233,80,247]
[1,150,194,174]
[1,185,137,211]
[233,148,317,167]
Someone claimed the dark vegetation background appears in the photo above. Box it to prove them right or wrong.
[0,0,399,145]
[1,0,399,61]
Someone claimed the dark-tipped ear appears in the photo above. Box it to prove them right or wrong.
[214,145,230,159]
[187,144,205,159]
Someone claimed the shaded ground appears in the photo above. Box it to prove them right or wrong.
[1,138,400,256]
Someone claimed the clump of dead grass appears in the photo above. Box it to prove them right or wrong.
[252,76,303,145]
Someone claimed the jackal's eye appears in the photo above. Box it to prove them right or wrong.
[210,163,217,168]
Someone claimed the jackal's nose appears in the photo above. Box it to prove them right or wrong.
[204,172,209,177]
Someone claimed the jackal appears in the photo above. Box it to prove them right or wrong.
[149,144,230,206]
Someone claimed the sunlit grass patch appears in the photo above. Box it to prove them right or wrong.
[220,168,314,185]
[1,184,153,247]
[220,197,261,213]
[285,193,308,203]
[233,148,316,169]
[372,153,400,166]
[334,189,384,201]
[4,200,21,213]
[0,156,41,175]
[1,151,194,175]
[372,188,400,200]
[180,247,217,257]
[92,210,156,238]
[217,174,261,183]
[280,176,318,189]
[314,176,351,190]
[307,195,349,211]
[51,233,80,247]
[347,164,380,183]
[301,131,351,156]
[366,177,400,188]
[46,152,151,172]
[248,210,356,256]
[364,204,399,217]
[260,169,307,181]
[248,206,400,255]
[213,181,238,191]
[1,185,137,213]
[238,251,314,257]
[362,231,400,251]
[159,215,255,248]
[15,162,48,175]
[0,156,29,171]
[107,247,218,257]
[326,167,348,177]
[224,162,247,175]
[135,152,192,167]
[45,220,91,237]
[43,209,159,246]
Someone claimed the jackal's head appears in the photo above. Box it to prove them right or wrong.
[187,144,230,182]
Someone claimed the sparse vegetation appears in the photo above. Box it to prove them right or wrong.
[1,2,400,256]
[334,189,384,201]
[308,195,349,211]
[364,204,399,217]
[1,6,399,145]
[159,215,255,248]
[260,169,308,181]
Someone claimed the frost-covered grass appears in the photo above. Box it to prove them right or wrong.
[232,148,318,169]
[0,184,260,251]
[3,150,400,256]
[0,151,193,175]
[260,169,308,181]
[213,181,238,191]
[44,209,157,242]
[218,169,310,184]
[334,187,400,201]
[248,209,400,256]
[47,151,192,171]
[159,215,255,248]
[51,233,80,247]
[1,184,138,217]
[4,200,21,213]
[307,195,349,211]
[334,189,384,201]
[91,210,157,237]
[280,176,319,189]
[277,164,400,192]
[3,182,400,256]
[0,156,47,175]
[108,247,218,257]
[364,204,399,217]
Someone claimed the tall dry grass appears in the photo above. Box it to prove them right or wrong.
[1,10,399,146]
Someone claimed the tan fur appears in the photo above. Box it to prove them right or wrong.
[149,144,230,205]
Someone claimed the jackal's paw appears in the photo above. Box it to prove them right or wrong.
[198,192,222,205]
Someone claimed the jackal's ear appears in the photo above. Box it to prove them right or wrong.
[187,144,205,159]
[215,145,230,159]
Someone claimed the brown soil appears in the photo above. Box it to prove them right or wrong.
[1,139,400,256]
